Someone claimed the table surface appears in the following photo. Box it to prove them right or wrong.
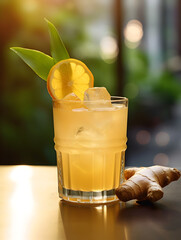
[0,165,181,240]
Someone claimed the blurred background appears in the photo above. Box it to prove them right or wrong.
[0,0,181,167]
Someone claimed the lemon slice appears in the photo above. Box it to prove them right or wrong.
[47,58,94,100]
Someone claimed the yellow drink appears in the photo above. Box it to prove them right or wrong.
[53,97,128,203]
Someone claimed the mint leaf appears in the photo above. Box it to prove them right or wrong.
[45,18,70,63]
[10,47,54,81]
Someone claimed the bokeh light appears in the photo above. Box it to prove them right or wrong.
[153,153,169,166]
[136,130,151,145]
[21,0,39,13]
[124,19,143,49]
[100,36,118,62]
[124,20,143,43]
[167,56,181,72]
[155,131,170,147]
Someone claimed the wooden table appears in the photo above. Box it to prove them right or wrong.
[0,165,181,240]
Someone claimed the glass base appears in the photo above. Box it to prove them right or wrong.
[59,187,119,204]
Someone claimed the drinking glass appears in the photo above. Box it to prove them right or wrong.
[53,97,128,204]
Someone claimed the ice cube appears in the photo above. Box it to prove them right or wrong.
[75,126,101,147]
[84,87,112,109]
[76,126,97,139]
[63,92,81,101]
[84,87,111,101]
[61,93,86,110]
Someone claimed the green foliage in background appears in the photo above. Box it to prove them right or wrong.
[124,47,181,102]
[1,54,55,165]
[153,71,181,103]
[123,47,181,125]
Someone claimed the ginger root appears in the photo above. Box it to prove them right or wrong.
[115,165,181,202]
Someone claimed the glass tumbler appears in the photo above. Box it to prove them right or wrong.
[53,97,128,204]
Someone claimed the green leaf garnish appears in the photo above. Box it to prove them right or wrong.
[10,19,70,81]
[45,18,70,63]
[10,47,54,81]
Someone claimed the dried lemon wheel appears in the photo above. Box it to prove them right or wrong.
[47,58,94,100]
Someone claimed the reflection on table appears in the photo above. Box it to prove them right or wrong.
[59,201,127,240]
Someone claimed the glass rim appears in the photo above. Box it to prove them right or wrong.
[53,96,128,103]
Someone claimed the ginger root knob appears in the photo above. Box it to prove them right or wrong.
[115,165,181,202]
